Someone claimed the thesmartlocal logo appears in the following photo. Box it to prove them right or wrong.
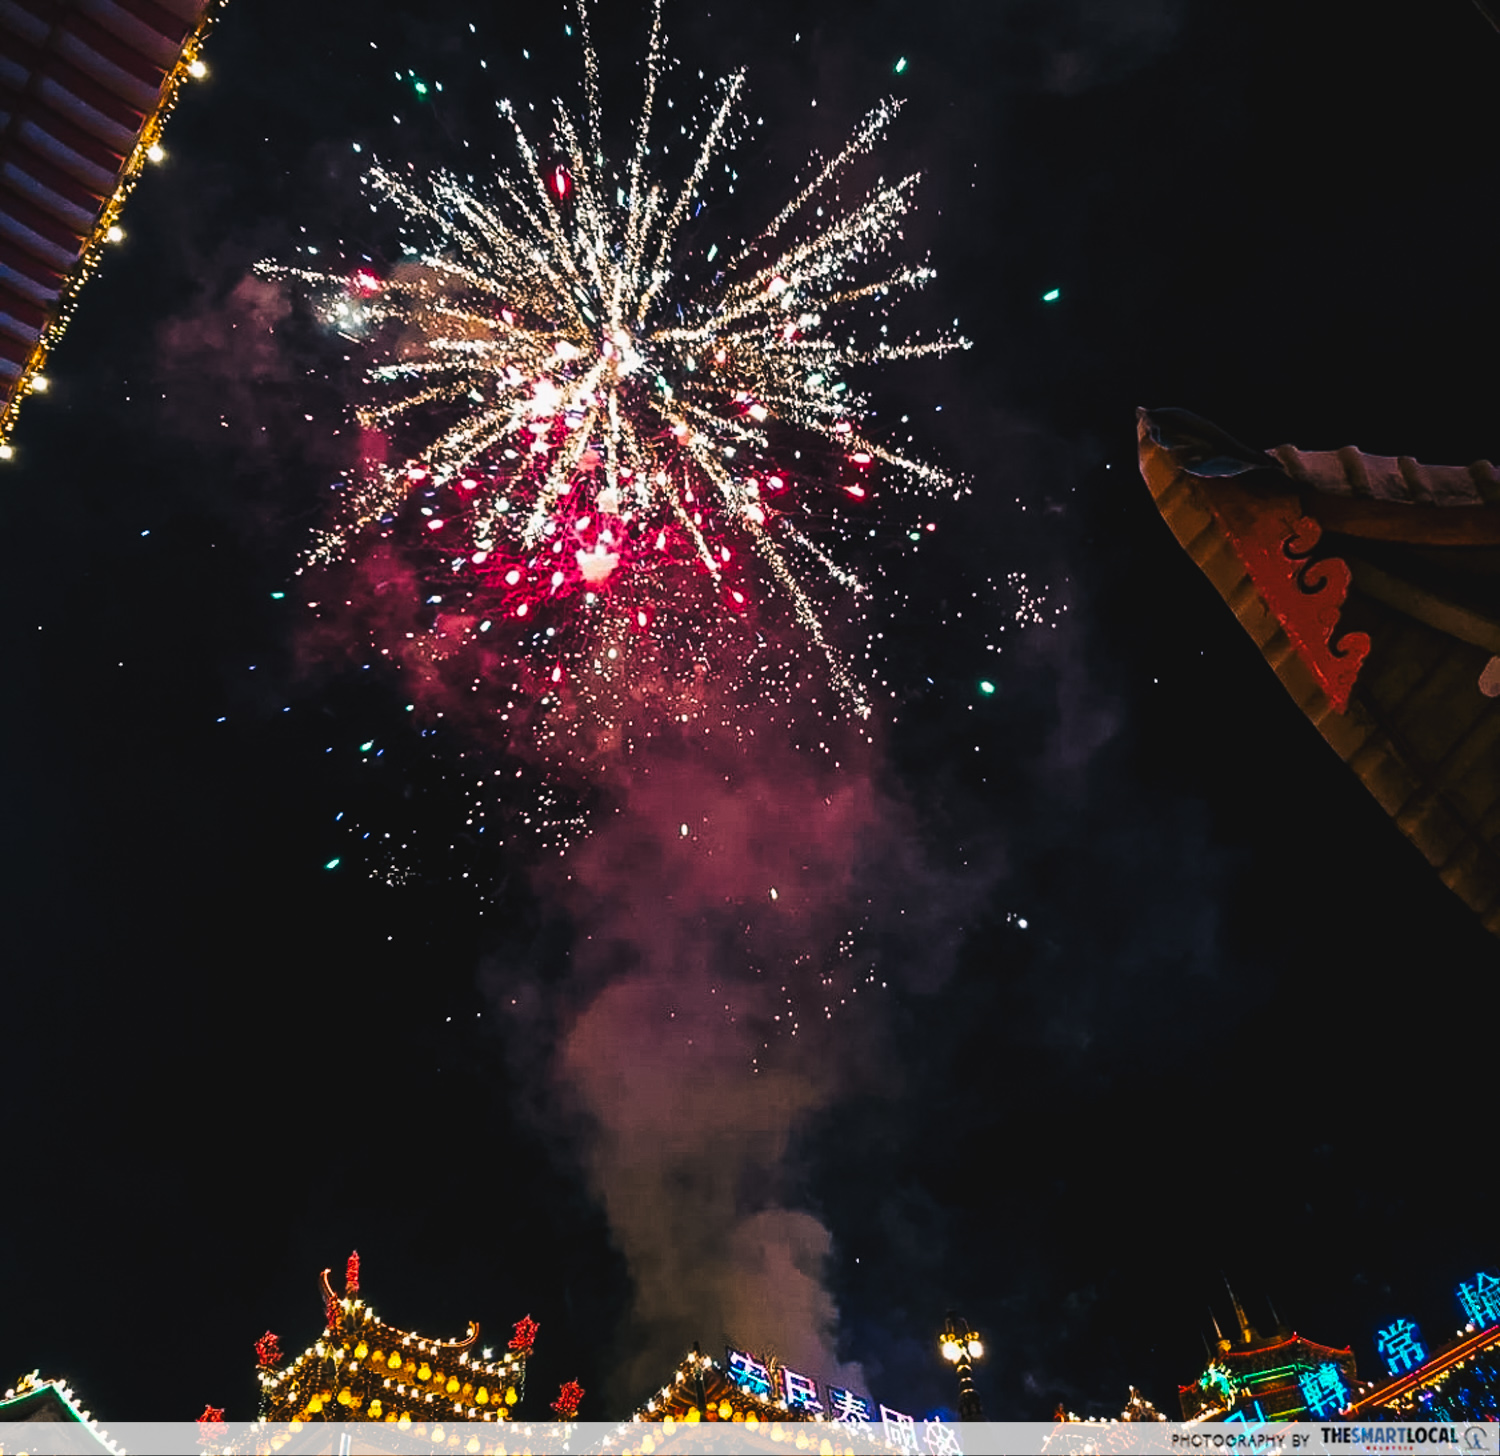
[1321,1428,1467,1450]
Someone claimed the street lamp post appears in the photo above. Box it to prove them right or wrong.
[939,1311,985,1420]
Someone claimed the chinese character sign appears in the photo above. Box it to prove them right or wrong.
[782,1366,822,1413]
[1457,1271,1500,1331]
[924,1417,963,1456]
[726,1348,772,1399]
[882,1406,919,1455]
[1376,1318,1428,1376]
[1298,1362,1348,1419]
[829,1387,877,1423]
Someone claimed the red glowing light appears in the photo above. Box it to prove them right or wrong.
[551,165,572,200]
[348,269,382,297]
[426,518,446,530]
[844,485,866,499]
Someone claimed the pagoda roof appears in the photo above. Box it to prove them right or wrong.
[0,1372,120,1453]
[1138,406,1500,934]
[629,1348,822,1427]
[0,0,226,451]
[611,1349,916,1455]
[1213,1331,1354,1368]
[255,1265,529,1427]
[1177,1331,1355,1393]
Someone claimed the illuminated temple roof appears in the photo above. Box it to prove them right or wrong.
[252,1258,532,1428]
[1179,1330,1357,1423]
[629,1346,824,1429]
[1138,406,1500,935]
[605,1347,934,1455]
[0,1371,119,1453]
[0,0,225,450]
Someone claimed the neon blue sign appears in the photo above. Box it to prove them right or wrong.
[1376,1317,1428,1376]
[1457,1271,1500,1330]
[1298,1362,1348,1418]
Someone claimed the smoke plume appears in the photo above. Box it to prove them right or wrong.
[494,715,985,1407]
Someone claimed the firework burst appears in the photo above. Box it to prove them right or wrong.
[261,0,967,735]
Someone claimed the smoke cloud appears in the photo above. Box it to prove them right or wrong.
[487,715,992,1408]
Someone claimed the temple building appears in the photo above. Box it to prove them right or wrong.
[245,1253,541,1431]
[1138,406,1500,935]
[604,1344,961,1455]
[0,0,225,452]
[0,1372,119,1454]
[1178,1292,1357,1423]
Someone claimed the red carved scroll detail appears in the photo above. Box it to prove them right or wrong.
[1205,485,1371,712]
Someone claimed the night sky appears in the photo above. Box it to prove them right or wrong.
[4,0,1498,1431]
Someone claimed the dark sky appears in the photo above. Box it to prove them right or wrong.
[4,0,1498,1431]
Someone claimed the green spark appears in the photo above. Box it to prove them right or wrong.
[979,680,996,695]
[325,858,341,870]
[894,57,908,74]
[1041,288,1061,303]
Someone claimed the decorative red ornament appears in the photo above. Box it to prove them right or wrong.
[196,1405,227,1447]
[551,1379,584,1419]
[255,1331,282,1369]
[509,1314,539,1353]
[325,1293,339,1330]
[345,1250,360,1295]
[1203,482,1371,713]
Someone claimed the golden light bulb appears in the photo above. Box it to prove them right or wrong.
[187,58,207,78]
[146,144,165,163]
